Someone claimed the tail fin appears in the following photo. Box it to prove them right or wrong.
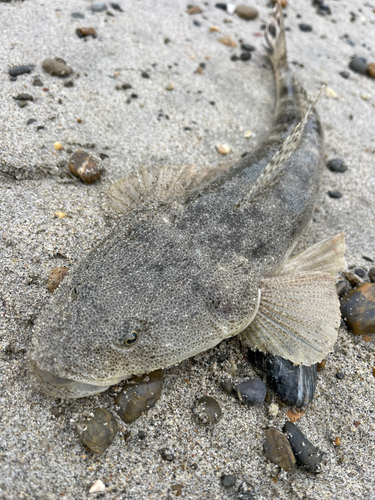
[264,1,287,72]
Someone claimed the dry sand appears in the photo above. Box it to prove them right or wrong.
[1,0,375,498]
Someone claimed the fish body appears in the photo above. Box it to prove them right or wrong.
[30,4,342,398]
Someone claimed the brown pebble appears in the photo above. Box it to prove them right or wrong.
[80,408,118,455]
[68,150,102,184]
[367,63,375,78]
[334,436,341,446]
[340,283,375,335]
[42,57,73,76]
[344,270,363,287]
[171,484,183,496]
[48,267,69,292]
[235,5,259,20]
[264,428,296,473]
[218,36,237,48]
[369,267,375,283]
[373,367,375,378]
[271,0,287,6]
[186,5,202,15]
[76,27,97,37]
[286,409,305,423]
[317,359,327,372]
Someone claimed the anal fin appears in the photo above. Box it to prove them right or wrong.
[240,272,341,366]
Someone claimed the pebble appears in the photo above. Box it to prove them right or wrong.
[237,378,266,405]
[68,150,102,184]
[328,190,342,199]
[235,5,258,20]
[50,406,65,418]
[64,80,74,88]
[89,480,105,494]
[54,142,63,150]
[217,144,231,155]
[110,2,123,11]
[336,371,345,379]
[271,0,287,7]
[340,283,375,335]
[15,93,34,101]
[268,402,279,417]
[215,3,227,11]
[80,408,118,454]
[264,428,296,473]
[17,101,28,108]
[326,158,348,173]
[354,267,367,279]
[369,267,375,283]
[138,430,146,440]
[237,481,255,500]
[54,211,66,219]
[349,57,367,75]
[209,26,220,32]
[186,6,202,14]
[192,396,222,425]
[71,12,85,19]
[368,63,375,78]
[76,27,97,38]
[317,359,327,371]
[171,484,183,496]
[42,57,72,76]
[33,78,43,86]
[325,87,338,99]
[222,380,234,394]
[283,421,324,473]
[299,24,313,32]
[240,52,251,61]
[336,280,348,297]
[221,474,236,488]
[141,71,150,78]
[361,94,371,101]
[344,270,363,287]
[115,369,164,424]
[91,2,107,12]
[286,409,304,423]
[160,448,174,461]
[47,267,69,292]
[218,36,237,48]
[339,71,350,79]
[241,43,255,52]
[9,65,32,77]
[247,350,317,407]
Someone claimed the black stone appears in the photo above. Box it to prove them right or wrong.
[9,65,32,77]
[15,93,34,101]
[354,268,367,278]
[247,350,317,407]
[339,71,350,79]
[141,71,150,78]
[209,101,215,105]
[240,52,251,61]
[221,474,236,488]
[299,24,313,32]
[64,80,74,88]
[363,256,374,263]
[215,3,227,11]
[138,430,147,439]
[328,190,342,199]
[349,57,367,75]
[111,3,123,11]
[160,448,174,461]
[326,159,347,173]
[241,44,255,52]
[122,83,132,89]
[99,153,109,160]
[336,371,345,379]
[237,378,266,405]
[369,267,375,283]
[231,54,239,62]
[193,20,201,27]
[27,118,37,125]
[283,421,324,473]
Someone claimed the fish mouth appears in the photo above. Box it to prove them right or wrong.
[33,366,128,399]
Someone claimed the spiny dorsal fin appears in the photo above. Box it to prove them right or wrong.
[264,1,287,71]
[242,86,325,203]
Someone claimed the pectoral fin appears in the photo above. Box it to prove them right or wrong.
[240,272,340,365]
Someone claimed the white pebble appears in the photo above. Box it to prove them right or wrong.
[89,480,105,494]
[268,403,279,417]
[217,144,231,155]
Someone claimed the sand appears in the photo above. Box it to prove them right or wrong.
[1,0,375,498]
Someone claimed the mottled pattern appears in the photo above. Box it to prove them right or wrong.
[29,3,325,398]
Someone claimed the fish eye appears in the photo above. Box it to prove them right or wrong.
[113,320,143,349]
[126,331,139,346]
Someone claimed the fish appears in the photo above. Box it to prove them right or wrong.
[29,2,346,399]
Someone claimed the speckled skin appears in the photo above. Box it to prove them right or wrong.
[29,11,324,398]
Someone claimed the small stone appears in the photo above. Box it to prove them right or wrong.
[217,144,231,155]
[283,421,324,473]
[361,94,371,101]
[110,2,123,11]
[186,5,202,14]
[369,267,375,283]
[80,409,118,454]
[54,142,63,150]
[89,480,105,494]
[48,267,69,292]
[42,57,73,76]
[235,5,258,20]
[171,484,183,496]
[349,57,367,75]
[317,359,327,372]
[99,153,109,160]
[230,55,239,62]
[344,270,363,287]
[91,2,107,12]
[17,101,28,108]
[209,26,220,32]
[268,402,279,417]
[336,280,348,297]
[27,118,37,125]
[237,378,266,405]
[299,23,313,32]
[367,63,375,78]
[334,436,341,446]
[15,93,34,101]
[340,284,375,335]
[226,3,236,15]
[286,409,305,423]
[218,36,237,48]
[64,80,74,88]
[339,71,350,79]
[241,43,255,52]
[336,371,345,379]
[33,78,43,86]
[68,150,102,184]
[326,159,348,173]
[354,267,367,279]
[240,52,251,61]
[215,3,227,11]
[192,396,222,425]
[138,430,146,440]
[328,190,342,199]
[237,481,255,500]
[222,380,234,394]
[54,211,66,219]
[71,12,85,19]
[221,474,236,488]
[141,71,150,78]
[115,370,164,424]
[76,27,97,38]
[160,448,174,461]
[244,130,252,138]
[264,428,296,473]
[270,0,287,7]
[9,65,32,77]
[193,20,201,27]
[51,406,65,418]
[325,87,338,99]
[166,83,174,90]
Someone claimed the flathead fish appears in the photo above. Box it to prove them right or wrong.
[30,4,345,398]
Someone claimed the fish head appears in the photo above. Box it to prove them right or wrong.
[30,240,260,398]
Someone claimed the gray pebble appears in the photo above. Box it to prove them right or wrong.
[354,267,367,279]
[339,71,350,79]
[222,380,234,394]
[71,12,85,19]
[336,371,345,380]
[369,267,375,283]
[160,448,174,461]
[192,396,222,426]
[299,23,313,32]
[15,93,34,101]
[349,56,367,75]
[221,474,236,488]
[237,481,255,500]
[264,427,296,473]
[92,2,107,12]
[80,408,118,455]
[326,159,348,173]
[42,57,72,76]
[336,280,348,297]
[32,78,43,87]
[237,378,266,405]
[9,65,32,77]
[283,421,324,473]
[328,190,342,199]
